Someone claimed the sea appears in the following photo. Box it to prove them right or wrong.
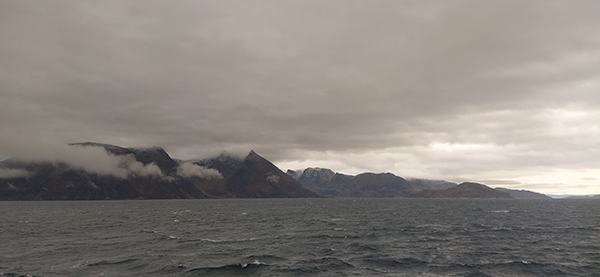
[1,198,599,276]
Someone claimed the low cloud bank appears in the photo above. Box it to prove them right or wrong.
[176,162,223,179]
[0,137,166,179]
[47,146,166,179]
[117,154,164,178]
[0,137,225,180]
[0,168,30,178]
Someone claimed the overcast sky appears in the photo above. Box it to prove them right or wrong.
[1,1,599,194]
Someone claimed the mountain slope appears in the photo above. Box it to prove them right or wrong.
[0,160,207,200]
[494,188,551,199]
[410,182,512,198]
[225,151,319,198]
[406,178,457,190]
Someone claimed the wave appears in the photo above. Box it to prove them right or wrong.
[362,257,428,269]
[424,260,571,276]
[0,273,39,277]
[180,237,259,244]
[87,258,138,267]
[281,257,354,275]
[347,242,382,252]
[188,260,267,275]
[244,254,287,263]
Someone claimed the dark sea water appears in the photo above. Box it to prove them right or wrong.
[1,198,599,276]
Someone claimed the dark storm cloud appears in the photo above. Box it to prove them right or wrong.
[1,1,599,194]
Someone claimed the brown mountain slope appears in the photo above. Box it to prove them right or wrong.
[225,151,319,198]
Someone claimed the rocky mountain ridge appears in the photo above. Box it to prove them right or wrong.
[288,167,550,199]
[0,143,552,200]
[409,182,512,198]
[287,168,418,198]
[0,143,317,200]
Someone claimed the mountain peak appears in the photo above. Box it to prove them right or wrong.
[224,150,319,198]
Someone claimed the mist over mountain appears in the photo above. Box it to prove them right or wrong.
[0,143,316,200]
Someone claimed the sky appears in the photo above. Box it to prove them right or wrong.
[1,1,599,195]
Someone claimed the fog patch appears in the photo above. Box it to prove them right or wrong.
[118,154,164,178]
[0,168,30,178]
[0,137,167,179]
[266,174,280,183]
[56,146,166,179]
[176,162,223,179]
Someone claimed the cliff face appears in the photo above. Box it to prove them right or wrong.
[0,143,318,200]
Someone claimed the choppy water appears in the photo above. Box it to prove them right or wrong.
[1,198,599,276]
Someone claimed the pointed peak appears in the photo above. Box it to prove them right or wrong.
[245,150,265,162]
[244,150,272,164]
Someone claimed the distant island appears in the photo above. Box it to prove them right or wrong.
[1,142,552,200]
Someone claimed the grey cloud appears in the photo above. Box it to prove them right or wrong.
[0,133,166,179]
[176,162,223,179]
[0,168,30,179]
[117,154,164,178]
[1,1,599,194]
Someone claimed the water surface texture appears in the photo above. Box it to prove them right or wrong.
[1,199,599,276]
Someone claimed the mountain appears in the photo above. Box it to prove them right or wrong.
[71,142,180,176]
[409,182,512,198]
[406,178,457,190]
[562,194,600,199]
[186,151,318,198]
[494,188,551,199]
[0,159,205,201]
[287,167,418,198]
[0,143,317,200]
[223,151,319,198]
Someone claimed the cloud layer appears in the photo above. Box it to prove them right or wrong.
[176,162,223,179]
[1,1,599,194]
